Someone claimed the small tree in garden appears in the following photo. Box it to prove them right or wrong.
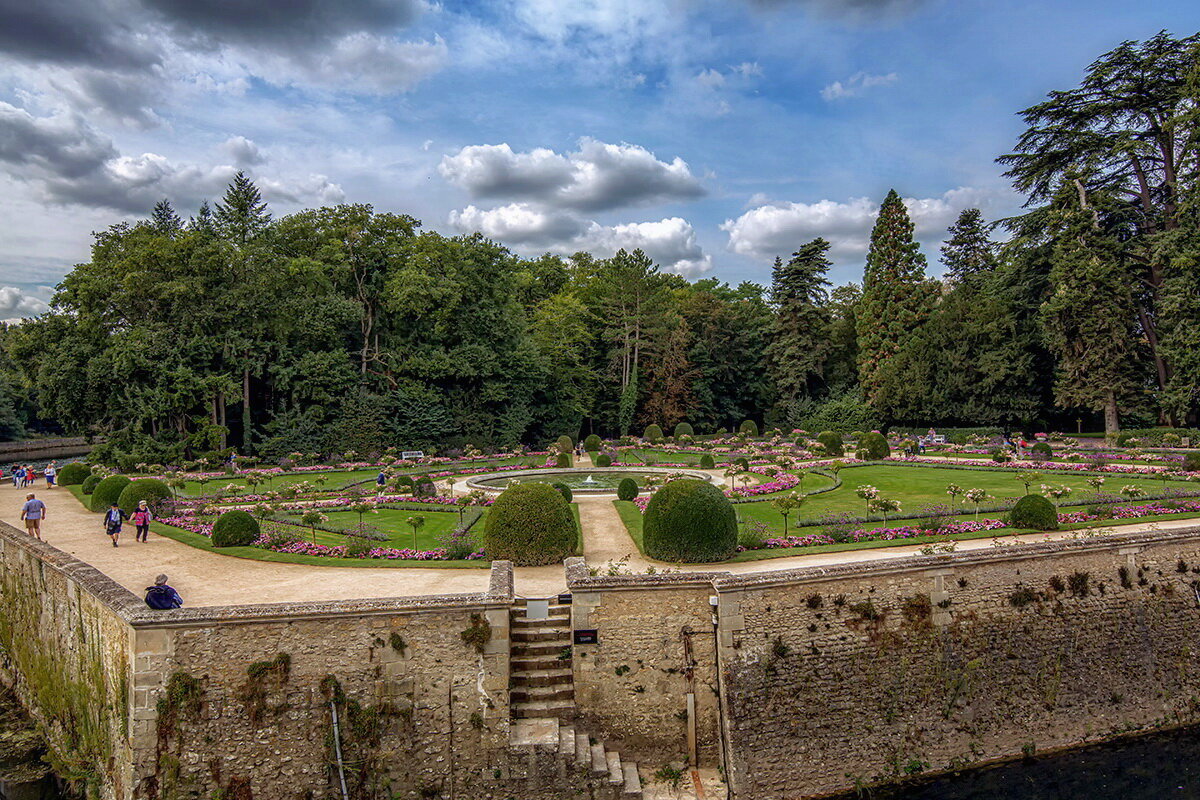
[737,473,754,492]
[350,501,375,528]
[1015,471,1043,495]
[772,493,805,537]
[855,484,879,513]
[300,510,327,544]
[724,465,741,490]
[1041,484,1072,507]
[165,472,187,500]
[868,497,901,521]
[454,494,472,524]
[946,483,964,505]
[963,488,992,519]
[1086,476,1106,498]
[1120,484,1147,500]
[406,515,426,549]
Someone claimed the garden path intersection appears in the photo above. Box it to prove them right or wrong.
[6,478,1200,608]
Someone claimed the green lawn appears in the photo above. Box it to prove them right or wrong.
[621,449,733,466]
[277,506,483,550]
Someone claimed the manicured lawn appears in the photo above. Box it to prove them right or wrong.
[622,449,733,466]
[278,506,480,550]
[614,500,644,552]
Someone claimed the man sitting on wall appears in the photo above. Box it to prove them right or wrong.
[145,574,183,609]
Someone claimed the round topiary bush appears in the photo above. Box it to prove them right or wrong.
[57,462,91,486]
[644,424,664,442]
[118,477,173,514]
[857,432,890,461]
[555,452,572,468]
[699,454,715,469]
[739,420,759,437]
[1185,453,1200,472]
[673,422,694,438]
[1030,442,1053,460]
[482,482,578,566]
[89,475,132,513]
[211,509,261,547]
[642,479,737,563]
[81,474,102,495]
[816,431,844,457]
[1006,494,1059,531]
[551,482,573,503]
[616,477,639,501]
[413,478,437,497]
[734,457,750,470]
[556,435,573,454]
[595,454,613,467]
[583,434,602,452]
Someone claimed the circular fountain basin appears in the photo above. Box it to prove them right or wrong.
[464,467,718,495]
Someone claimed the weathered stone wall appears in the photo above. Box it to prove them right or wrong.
[566,558,725,765]
[716,528,1200,798]
[0,522,137,800]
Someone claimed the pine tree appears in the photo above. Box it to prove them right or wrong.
[190,201,216,235]
[767,238,831,405]
[940,208,996,282]
[214,172,271,246]
[856,190,935,405]
[150,199,183,237]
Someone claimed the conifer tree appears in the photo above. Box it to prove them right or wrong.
[940,208,996,282]
[856,190,935,404]
[767,238,831,405]
[150,199,183,237]
[214,172,271,246]
[190,201,216,236]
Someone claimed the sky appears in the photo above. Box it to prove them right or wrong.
[0,0,1197,322]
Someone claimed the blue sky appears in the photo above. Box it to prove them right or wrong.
[0,0,1196,321]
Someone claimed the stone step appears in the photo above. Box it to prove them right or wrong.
[511,655,572,671]
[622,763,642,797]
[507,718,560,748]
[511,641,573,658]
[512,605,570,620]
[510,667,573,687]
[511,617,571,632]
[558,725,575,756]
[512,629,572,644]
[606,751,623,785]
[575,732,590,766]
[512,699,576,721]
[590,743,607,777]
[511,684,575,703]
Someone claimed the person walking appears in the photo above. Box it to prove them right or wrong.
[144,574,183,609]
[131,500,153,543]
[44,462,57,488]
[13,465,24,488]
[24,465,34,488]
[376,470,387,495]
[19,493,47,541]
[103,502,127,547]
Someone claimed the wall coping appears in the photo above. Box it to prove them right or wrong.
[0,521,515,629]
[564,555,730,591]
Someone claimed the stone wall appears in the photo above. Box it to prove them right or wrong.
[716,528,1200,798]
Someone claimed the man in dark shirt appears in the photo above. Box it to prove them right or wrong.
[145,574,183,609]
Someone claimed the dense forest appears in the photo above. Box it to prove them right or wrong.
[0,32,1197,459]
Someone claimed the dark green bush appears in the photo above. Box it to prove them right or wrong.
[1006,494,1059,531]
[595,454,613,467]
[739,420,759,437]
[583,434,602,452]
[816,431,844,457]
[617,477,639,501]
[89,475,132,513]
[644,424,664,442]
[81,474,102,495]
[556,435,573,453]
[699,454,715,469]
[734,457,750,470]
[551,482,573,503]
[555,452,572,468]
[856,432,890,461]
[1185,453,1200,472]
[1030,442,1053,460]
[413,478,437,497]
[118,478,172,514]
[482,482,578,566]
[991,449,1011,463]
[57,462,91,486]
[673,422,693,438]
[211,509,261,547]
[643,479,737,563]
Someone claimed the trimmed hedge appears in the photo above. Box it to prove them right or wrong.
[644,424,664,442]
[816,431,844,457]
[739,420,759,437]
[595,454,613,467]
[81,474,102,495]
[556,435,573,454]
[699,454,715,469]
[57,462,92,486]
[583,434,602,452]
[89,475,132,513]
[1186,453,1200,472]
[673,422,694,438]
[118,478,172,515]
[733,457,750,470]
[551,482,573,503]
[857,432,890,461]
[482,482,578,566]
[617,477,639,501]
[643,479,737,563]
[1006,494,1059,531]
[555,453,572,468]
[1030,442,1053,459]
[211,509,261,547]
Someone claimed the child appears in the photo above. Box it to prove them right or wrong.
[104,502,127,547]
[131,500,153,543]
[44,462,57,488]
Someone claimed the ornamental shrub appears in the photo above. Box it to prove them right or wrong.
[617,477,639,501]
[482,482,578,566]
[1030,442,1053,460]
[642,479,737,563]
[816,431,844,457]
[739,420,759,437]
[555,452,572,468]
[551,482,573,503]
[595,454,613,467]
[673,422,694,438]
[583,434,602,452]
[81,474,102,495]
[644,424,664,442]
[1006,494,1059,531]
[57,462,91,486]
[857,432,890,461]
[118,478,172,514]
[211,509,261,547]
[413,478,437,497]
[89,475,132,513]
[991,449,1011,463]
[734,457,750,470]
[1184,453,1200,472]
[699,454,715,469]
[556,435,573,454]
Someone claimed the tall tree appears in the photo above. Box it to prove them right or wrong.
[856,190,935,404]
[940,208,997,282]
[151,199,183,238]
[215,172,271,247]
[767,239,832,419]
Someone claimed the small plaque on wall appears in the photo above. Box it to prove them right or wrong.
[573,629,598,645]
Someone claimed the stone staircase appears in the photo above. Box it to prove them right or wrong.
[508,596,643,799]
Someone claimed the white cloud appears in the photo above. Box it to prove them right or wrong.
[260,34,449,94]
[574,217,712,277]
[722,187,996,262]
[0,287,49,323]
[439,138,705,211]
[448,203,586,245]
[221,135,264,167]
[820,71,898,101]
